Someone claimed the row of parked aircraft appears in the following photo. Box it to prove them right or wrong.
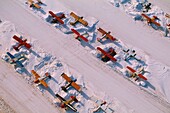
[5,0,151,111]
[4,34,82,112]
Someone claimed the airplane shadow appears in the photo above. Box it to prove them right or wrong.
[81,42,95,50]
[30,49,41,58]
[39,2,47,7]
[51,77,58,84]
[121,0,130,4]
[114,62,123,69]
[86,20,99,33]
[80,91,90,100]
[46,87,56,97]
[144,81,156,90]
[22,67,32,76]
[32,7,46,15]
[89,32,97,43]
[113,41,123,48]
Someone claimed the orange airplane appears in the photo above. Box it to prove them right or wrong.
[27,0,41,9]
[61,73,81,92]
[31,70,51,88]
[97,28,116,42]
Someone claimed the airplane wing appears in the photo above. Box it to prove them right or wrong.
[33,3,41,9]
[71,82,81,92]
[27,0,34,5]
[61,73,72,83]
[71,29,88,42]
[97,47,117,62]
[13,35,23,43]
[126,66,136,73]
[6,52,15,59]
[78,18,88,26]
[106,34,116,41]
[97,28,107,35]
[40,80,48,88]
[49,11,64,24]
[31,70,40,79]
[141,13,161,26]
[70,12,79,20]
[126,66,147,80]
[138,74,147,80]
[71,29,80,36]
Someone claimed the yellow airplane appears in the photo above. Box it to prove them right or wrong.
[27,0,42,9]
[70,12,88,26]
[31,70,51,88]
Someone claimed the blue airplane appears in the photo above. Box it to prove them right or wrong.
[6,52,24,67]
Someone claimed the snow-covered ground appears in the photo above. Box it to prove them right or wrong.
[0,0,170,113]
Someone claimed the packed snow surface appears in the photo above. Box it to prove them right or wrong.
[0,0,170,113]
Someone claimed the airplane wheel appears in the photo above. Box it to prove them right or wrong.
[60,103,65,108]
[48,75,52,79]
[61,86,67,92]
[71,96,78,102]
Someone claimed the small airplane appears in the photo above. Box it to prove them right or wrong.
[13,35,31,51]
[55,93,78,112]
[48,11,65,24]
[122,48,142,61]
[70,12,88,26]
[6,52,24,67]
[27,0,42,9]
[141,13,161,27]
[97,28,116,42]
[61,73,81,92]
[97,47,117,62]
[31,70,51,88]
[71,29,88,42]
[126,66,147,81]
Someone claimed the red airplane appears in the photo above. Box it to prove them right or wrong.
[13,35,31,51]
[141,13,161,27]
[97,47,117,62]
[71,29,88,42]
[126,66,147,81]
[49,11,65,24]
[97,28,116,42]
